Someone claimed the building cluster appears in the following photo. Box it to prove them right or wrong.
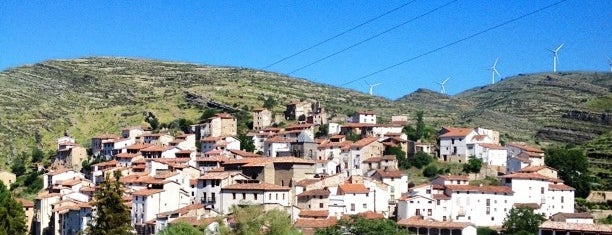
[16,102,607,235]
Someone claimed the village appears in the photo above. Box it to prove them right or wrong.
[2,100,609,235]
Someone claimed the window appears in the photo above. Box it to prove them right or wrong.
[561,196,564,203]
[269,194,272,200]
[254,193,258,200]
[351,203,355,211]
[276,193,278,200]
[203,180,207,187]
[427,209,432,216]
[363,203,367,209]
[211,193,215,201]
[541,187,545,194]
[242,193,246,199]
[232,193,236,200]
[437,200,440,205]
[319,203,324,208]
[282,193,285,200]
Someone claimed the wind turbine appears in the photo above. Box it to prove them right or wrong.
[607,56,612,72]
[365,81,382,96]
[436,77,451,94]
[490,57,501,84]
[548,43,564,72]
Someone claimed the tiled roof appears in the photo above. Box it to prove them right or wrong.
[94,134,120,139]
[296,179,320,187]
[297,189,330,197]
[199,171,243,180]
[294,218,337,228]
[439,127,473,138]
[499,172,558,182]
[432,194,451,200]
[222,182,289,191]
[201,136,222,142]
[132,189,164,196]
[437,175,469,181]
[158,203,204,217]
[265,136,292,143]
[478,143,505,150]
[352,137,379,148]
[519,165,557,173]
[513,203,540,209]
[126,143,152,150]
[337,183,369,194]
[141,145,169,152]
[518,151,544,158]
[355,110,375,115]
[92,160,118,167]
[116,153,140,158]
[16,198,34,207]
[299,210,329,218]
[228,149,261,158]
[548,183,575,191]
[374,169,405,178]
[445,185,513,194]
[506,142,544,153]
[397,217,472,229]
[551,212,594,221]
[36,192,61,199]
[362,157,382,163]
[539,221,612,232]
[357,211,384,219]
[471,134,488,141]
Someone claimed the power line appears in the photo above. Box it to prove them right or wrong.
[340,0,569,87]
[260,0,417,70]
[287,0,459,75]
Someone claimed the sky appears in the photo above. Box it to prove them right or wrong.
[1,0,610,99]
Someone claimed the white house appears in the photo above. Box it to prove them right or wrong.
[350,110,377,124]
[438,127,499,163]
[371,169,408,200]
[473,143,508,167]
[220,182,291,214]
[197,171,250,210]
[264,136,292,157]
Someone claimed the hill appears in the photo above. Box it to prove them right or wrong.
[0,57,610,164]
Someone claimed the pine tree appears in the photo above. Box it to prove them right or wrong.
[87,172,132,235]
[0,181,27,235]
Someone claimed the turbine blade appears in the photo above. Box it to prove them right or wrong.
[493,57,499,67]
[607,56,612,63]
[494,69,501,77]
[443,77,451,83]
[555,43,564,52]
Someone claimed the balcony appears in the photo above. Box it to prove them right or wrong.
[200,197,216,205]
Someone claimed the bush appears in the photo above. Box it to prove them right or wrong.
[463,158,483,173]
[408,152,433,169]
[423,165,439,178]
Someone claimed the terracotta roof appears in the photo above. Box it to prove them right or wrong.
[296,179,320,187]
[362,157,382,163]
[445,185,513,194]
[437,175,469,181]
[355,110,375,115]
[499,172,558,182]
[116,153,140,158]
[357,211,384,219]
[210,113,235,119]
[195,156,229,162]
[200,136,221,142]
[518,151,544,158]
[265,136,292,143]
[158,203,204,217]
[222,182,289,191]
[228,149,261,158]
[199,171,243,180]
[36,192,61,199]
[506,142,544,153]
[141,145,169,152]
[513,156,532,163]
[439,127,473,138]
[551,212,594,221]
[519,165,557,173]
[299,210,329,218]
[471,134,488,141]
[294,218,337,228]
[132,189,164,196]
[47,168,73,176]
[374,169,405,178]
[92,160,119,167]
[539,221,612,232]
[397,217,472,229]
[351,137,379,148]
[432,194,451,200]
[16,198,34,207]
[337,183,369,194]
[94,134,120,139]
[297,189,330,197]
[549,183,575,191]
[478,143,505,150]
[126,143,152,150]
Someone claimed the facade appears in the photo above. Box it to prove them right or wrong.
[438,127,499,163]
[0,170,16,189]
[350,110,377,124]
[201,113,238,138]
[220,182,291,214]
[252,108,273,130]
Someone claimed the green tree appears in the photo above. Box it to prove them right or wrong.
[346,132,361,142]
[384,146,409,169]
[263,97,277,109]
[86,172,132,235]
[501,207,545,235]
[315,124,329,138]
[402,125,417,141]
[158,222,201,235]
[10,152,27,177]
[544,146,591,198]
[414,111,425,141]
[463,158,483,174]
[31,147,44,163]
[423,165,439,178]
[477,227,499,235]
[238,134,256,152]
[407,152,432,169]
[0,182,27,235]
[315,216,406,235]
[200,109,219,121]
[224,205,299,235]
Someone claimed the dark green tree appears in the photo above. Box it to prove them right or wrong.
[200,109,219,121]
[315,124,329,138]
[407,152,432,169]
[238,134,256,152]
[86,172,132,235]
[346,132,361,142]
[423,165,439,178]
[501,207,545,235]
[158,222,201,235]
[544,146,591,198]
[0,182,27,235]
[414,111,425,141]
[31,147,44,163]
[402,125,416,141]
[222,205,300,235]
[10,152,27,177]
[477,227,499,235]
[263,96,277,109]
[463,158,483,174]
[315,216,406,235]
[384,146,409,169]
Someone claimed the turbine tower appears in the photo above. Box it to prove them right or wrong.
[548,43,564,72]
[365,81,382,96]
[436,77,451,94]
[490,57,501,84]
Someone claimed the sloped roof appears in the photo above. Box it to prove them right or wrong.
[222,182,289,191]
[439,127,473,138]
[445,185,513,194]
[337,183,369,194]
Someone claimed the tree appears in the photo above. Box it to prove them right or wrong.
[407,152,432,169]
[200,109,219,121]
[158,222,201,235]
[10,152,27,177]
[501,207,545,235]
[222,205,300,235]
[346,132,361,142]
[463,158,483,174]
[423,165,438,178]
[263,96,277,109]
[384,146,408,169]
[31,147,44,163]
[315,124,329,138]
[86,172,132,235]
[238,134,256,152]
[315,216,406,235]
[477,227,499,235]
[544,146,591,198]
[414,111,425,141]
[0,182,27,235]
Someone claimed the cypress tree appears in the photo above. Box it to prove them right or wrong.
[0,181,27,235]
[87,171,132,235]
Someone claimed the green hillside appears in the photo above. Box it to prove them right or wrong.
[0,57,610,165]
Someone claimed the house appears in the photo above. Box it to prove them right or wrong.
[200,113,237,138]
[500,172,574,217]
[57,135,76,151]
[91,134,120,156]
[438,127,499,163]
[55,201,92,235]
[264,136,292,157]
[538,221,612,235]
[220,182,291,214]
[169,133,197,151]
[131,180,190,234]
[550,212,594,224]
[140,133,174,146]
[371,169,408,200]
[17,198,35,233]
[407,141,435,156]
[55,145,87,171]
[334,183,371,215]
[154,203,216,233]
[197,171,250,210]
[33,192,61,235]
[0,170,16,189]
[285,101,313,121]
[252,108,273,130]
[348,137,384,176]
[222,157,315,187]
[473,143,507,167]
[350,110,377,124]
[294,217,337,235]
[43,168,81,189]
[200,136,240,154]
[121,126,146,141]
[397,217,477,235]
[296,188,331,214]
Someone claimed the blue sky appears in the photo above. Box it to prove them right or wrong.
[1,0,610,99]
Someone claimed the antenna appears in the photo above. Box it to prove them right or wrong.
[548,43,564,72]
[365,81,382,95]
[490,58,501,84]
[436,77,451,94]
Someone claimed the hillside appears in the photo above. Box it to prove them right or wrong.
[0,57,610,163]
